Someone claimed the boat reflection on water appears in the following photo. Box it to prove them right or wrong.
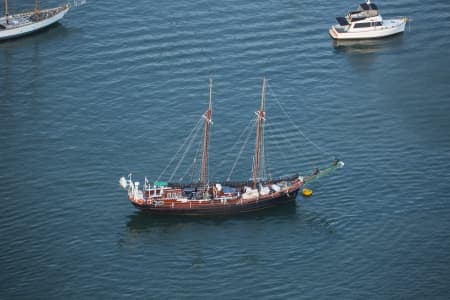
[120,201,337,247]
[1,22,69,116]
[0,22,68,46]
[332,33,404,55]
[125,201,298,234]
[332,34,404,68]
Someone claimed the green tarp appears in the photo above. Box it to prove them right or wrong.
[154,181,168,187]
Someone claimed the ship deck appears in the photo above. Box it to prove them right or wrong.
[0,6,67,30]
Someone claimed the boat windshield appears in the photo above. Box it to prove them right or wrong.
[360,2,378,11]
[336,17,350,26]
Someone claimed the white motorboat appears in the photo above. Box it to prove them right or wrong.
[329,0,407,40]
[0,0,69,41]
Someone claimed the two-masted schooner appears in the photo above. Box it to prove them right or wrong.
[119,79,344,216]
[0,0,69,40]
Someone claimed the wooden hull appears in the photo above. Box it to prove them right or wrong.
[131,189,300,216]
[123,161,345,216]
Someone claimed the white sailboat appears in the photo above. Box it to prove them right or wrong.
[0,0,69,40]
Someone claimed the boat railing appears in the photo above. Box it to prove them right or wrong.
[335,19,405,34]
[5,5,67,18]
[167,174,298,189]
[394,16,409,24]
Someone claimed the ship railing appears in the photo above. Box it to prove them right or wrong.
[167,174,298,189]
[8,5,66,18]
[392,16,408,20]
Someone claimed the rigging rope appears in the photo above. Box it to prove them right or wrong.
[264,119,296,175]
[157,81,335,184]
[190,137,203,182]
[267,82,333,158]
[259,116,268,181]
[217,116,256,170]
[178,133,203,182]
[226,115,257,181]
[206,118,212,185]
[168,119,204,182]
[267,116,317,171]
[157,117,203,181]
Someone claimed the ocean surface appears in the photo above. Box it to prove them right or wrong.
[1,0,450,299]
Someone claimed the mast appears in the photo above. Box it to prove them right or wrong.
[34,0,39,16]
[5,0,8,24]
[253,78,266,189]
[200,79,213,187]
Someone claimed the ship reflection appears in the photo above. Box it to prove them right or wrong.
[121,201,336,245]
[332,34,404,67]
[0,22,68,45]
[1,23,70,119]
[332,34,404,54]
[125,201,298,233]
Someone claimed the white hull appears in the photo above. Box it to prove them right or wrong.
[0,5,69,40]
[330,18,406,40]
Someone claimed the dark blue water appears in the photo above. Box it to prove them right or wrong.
[1,0,450,299]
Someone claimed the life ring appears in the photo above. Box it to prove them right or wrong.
[137,199,144,205]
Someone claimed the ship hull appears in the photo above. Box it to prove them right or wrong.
[131,190,300,216]
[0,5,69,41]
[329,18,406,40]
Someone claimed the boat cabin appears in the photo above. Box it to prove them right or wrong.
[334,1,383,32]
[352,21,382,28]
[345,1,379,23]
[360,2,378,12]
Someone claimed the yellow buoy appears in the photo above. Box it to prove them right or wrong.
[302,188,313,197]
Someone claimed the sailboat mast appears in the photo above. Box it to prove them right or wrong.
[253,78,266,189]
[5,0,9,24]
[200,79,213,187]
[34,0,39,15]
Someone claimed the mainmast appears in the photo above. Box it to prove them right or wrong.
[200,79,213,187]
[253,78,266,189]
[5,0,9,24]
[34,0,39,16]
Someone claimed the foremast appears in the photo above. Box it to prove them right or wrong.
[34,0,39,15]
[252,78,266,189]
[4,0,8,24]
[200,79,213,188]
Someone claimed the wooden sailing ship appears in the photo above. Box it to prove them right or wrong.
[119,79,344,216]
[0,0,70,40]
